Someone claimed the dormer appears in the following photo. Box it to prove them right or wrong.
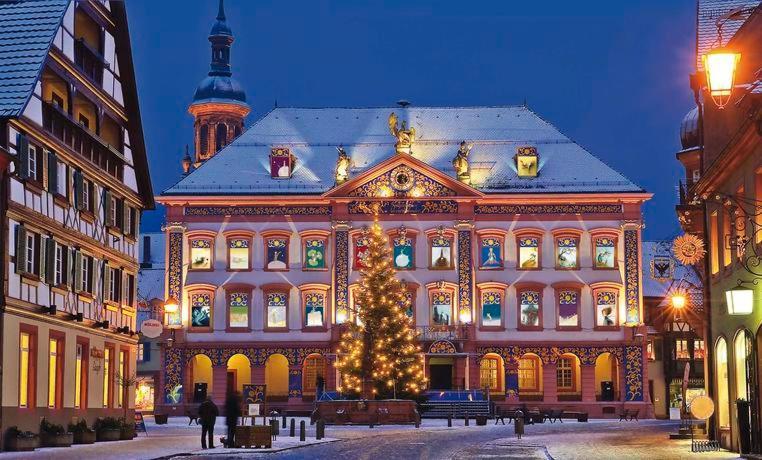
[270,147,295,179]
[515,146,538,178]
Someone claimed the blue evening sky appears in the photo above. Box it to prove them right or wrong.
[127,0,696,240]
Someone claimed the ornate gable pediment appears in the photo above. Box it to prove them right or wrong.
[325,154,482,200]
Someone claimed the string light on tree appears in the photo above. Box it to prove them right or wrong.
[335,217,427,399]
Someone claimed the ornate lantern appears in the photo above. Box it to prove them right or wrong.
[703,47,741,109]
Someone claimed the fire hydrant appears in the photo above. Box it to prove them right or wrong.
[514,410,525,439]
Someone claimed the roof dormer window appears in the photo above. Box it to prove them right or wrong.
[515,146,538,178]
[270,147,294,179]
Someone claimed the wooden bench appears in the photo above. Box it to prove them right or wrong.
[561,411,589,422]
[185,406,200,426]
[543,409,563,423]
[619,409,639,421]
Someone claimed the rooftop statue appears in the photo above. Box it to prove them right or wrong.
[388,112,415,155]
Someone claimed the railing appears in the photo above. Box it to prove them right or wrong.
[415,325,470,342]
[42,100,124,180]
[74,38,107,86]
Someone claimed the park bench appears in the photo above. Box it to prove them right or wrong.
[619,408,639,421]
[561,411,589,422]
[185,405,200,426]
[543,409,564,423]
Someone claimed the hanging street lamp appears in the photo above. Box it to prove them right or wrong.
[703,47,741,109]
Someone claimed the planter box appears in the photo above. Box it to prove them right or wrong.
[6,436,39,452]
[154,414,169,425]
[96,429,121,442]
[120,428,136,440]
[475,415,488,426]
[314,400,419,425]
[73,431,97,444]
[41,433,73,448]
[235,425,272,448]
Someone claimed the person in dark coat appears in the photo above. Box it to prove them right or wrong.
[224,391,242,448]
[198,397,219,449]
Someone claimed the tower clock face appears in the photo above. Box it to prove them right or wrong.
[390,165,415,192]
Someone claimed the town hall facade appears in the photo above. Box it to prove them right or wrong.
[155,1,653,418]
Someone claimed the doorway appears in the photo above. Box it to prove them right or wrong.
[429,357,454,390]
[226,370,236,395]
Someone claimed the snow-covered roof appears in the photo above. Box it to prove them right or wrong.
[641,241,704,310]
[696,0,760,71]
[138,232,165,268]
[162,106,643,196]
[138,268,164,304]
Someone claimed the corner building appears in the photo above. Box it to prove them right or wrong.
[157,104,653,416]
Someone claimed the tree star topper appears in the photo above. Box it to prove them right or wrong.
[388,112,415,155]
[672,234,707,266]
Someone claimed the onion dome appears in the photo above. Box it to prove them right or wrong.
[680,106,700,150]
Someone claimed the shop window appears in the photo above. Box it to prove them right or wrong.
[480,356,500,391]
[74,342,87,409]
[189,238,213,270]
[266,292,288,329]
[303,354,326,396]
[228,292,250,329]
[19,331,34,408]
[594,290,618,328]
[693,339,705,359]
[593,236,617,269]
[304,291,326,328]
[478,235,504,269]
[117,350,126,408]
[392,230,415,270]
[480,291,502,327]
[264,236,289,271]
[48,338,61,408]
[517,236,540,269]
[227,237,250,270]
[190,292,212,329]
[429,233,453,270]
[103,347,112,407]
[556,236,579,269]
[675,339,690,360]
[304,238,327,270]
[556,356,575,391]
[430,291,453,325]
[557,289,580,328]
[518,355,540,392]
[518,289,542,329]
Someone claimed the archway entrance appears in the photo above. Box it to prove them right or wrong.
[429,357,454,390]
[227,354,251,394]
[265,354,289,400]
[190,354,213,403]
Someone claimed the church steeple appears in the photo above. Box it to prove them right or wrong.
[188,0,250,168]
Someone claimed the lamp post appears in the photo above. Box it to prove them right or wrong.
[163,297,181,345]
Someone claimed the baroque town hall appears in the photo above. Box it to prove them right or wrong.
[156,1,653,417]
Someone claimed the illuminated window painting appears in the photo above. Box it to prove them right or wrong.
[558,290,579,327]
[393,236,414,270]
[267,293,287,328]
[305,292,325,327]
[520,291,540,327]
[270,147,293,178]
[518,237,539,269]
[594,237,616,269]
[191,293,211,328]
[480,238,502,269]
[266,238,288,270]
[229,292,249,328]
[304,239,325,270]
[481,291,502,327]
[402,290,414,319]
[431,291,452,325]
[228,238,249,270]
[430,236,452,269]
[556,237,578,269]
[190,239,211,270]
[354,236,369,269]
[595,291,617,327]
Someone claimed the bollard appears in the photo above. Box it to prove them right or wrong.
[465,411,469,426]
[290,418,296,437]
[447,414,452,427]
[316,420,324,440]
[270,419,278,441]
[299,421,306,442]
[272,419,280,436]
[415,417,420,429]
[282,414,287,429]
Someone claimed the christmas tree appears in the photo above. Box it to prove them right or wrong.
[336,220,427,399]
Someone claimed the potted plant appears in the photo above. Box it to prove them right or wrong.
[5,426,39,452]
[68,420,96,445]
[39,418,73,447]
[94,417,121,442]
[119,417,136,440]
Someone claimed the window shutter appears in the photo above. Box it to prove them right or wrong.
[15,224,27,274]
[102,261,110,299]
[117,199,125,233]
[133,209,140,237]
[74,250,83,291]
[88,258,96,294]
[143,343,151,362]
[16,133,29,179]
[73,170,84,210]
[103,190,112,226]
[46,151,58,193]
[45,239,56,283]
[38,237,47,280]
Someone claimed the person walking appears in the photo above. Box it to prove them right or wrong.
[224,391,242,448]
[198,397,219,449]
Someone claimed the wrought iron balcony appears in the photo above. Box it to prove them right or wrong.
[41,100,124,180]
[415,325,470,342]
[74,38,107,86]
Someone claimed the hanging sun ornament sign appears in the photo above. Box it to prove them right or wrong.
[672,234,707,266]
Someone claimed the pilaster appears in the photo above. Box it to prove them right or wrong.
[542,362,558,403]
[581,364,596,402]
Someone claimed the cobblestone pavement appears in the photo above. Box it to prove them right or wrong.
[183,419,741,460]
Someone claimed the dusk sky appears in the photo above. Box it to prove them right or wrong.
[127,0,697,239]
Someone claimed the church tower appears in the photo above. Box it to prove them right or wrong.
[188,0,250,168]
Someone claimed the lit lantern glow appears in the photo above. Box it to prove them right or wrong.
[703,48,741,109]
[459,308,472,324]
[726,286,754,315]
[671,294,687,309]
[163,297,179,314]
